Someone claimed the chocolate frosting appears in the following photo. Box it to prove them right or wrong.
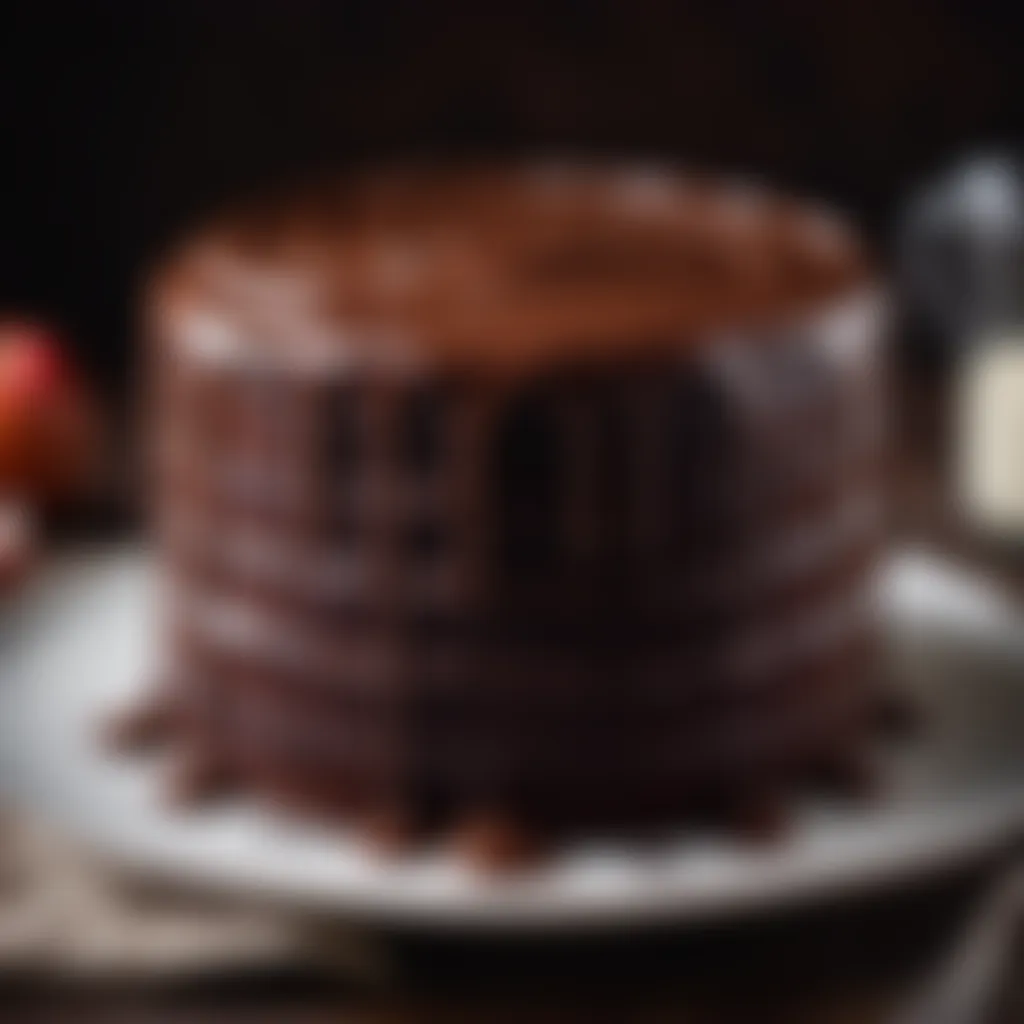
[153,164,869,374]
[138,165,885,862]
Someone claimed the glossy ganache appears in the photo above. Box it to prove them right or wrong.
[137,165,885,867]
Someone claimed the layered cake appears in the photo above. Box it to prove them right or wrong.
[137,165,885,866]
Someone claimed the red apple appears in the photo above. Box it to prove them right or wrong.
[0,320,100,502]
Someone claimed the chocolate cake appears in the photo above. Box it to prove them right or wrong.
[137,165,886,866]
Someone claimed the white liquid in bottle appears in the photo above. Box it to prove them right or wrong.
[958,335,1024,537]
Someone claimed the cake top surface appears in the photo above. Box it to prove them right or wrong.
[153,164,870,374]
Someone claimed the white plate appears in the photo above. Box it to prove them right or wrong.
[2,544,1024,931]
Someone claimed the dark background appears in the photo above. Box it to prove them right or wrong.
[0,0,1021,395]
